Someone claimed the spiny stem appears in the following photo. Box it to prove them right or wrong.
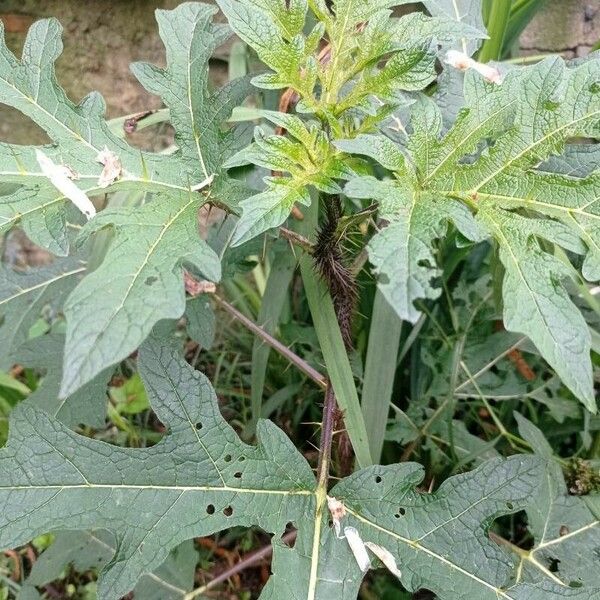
[213,295,328,389]
[316,384,337,488]
[307,384,337,600]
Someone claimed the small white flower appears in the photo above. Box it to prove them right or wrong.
[445,50,502,84]
[35,149,96,219]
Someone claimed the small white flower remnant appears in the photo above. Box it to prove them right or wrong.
[445,50,503,85]
[344,527,371,574]
[327,495,402,580]
[96,146,123,188]
[35,149,96,220]
[364,542,402,580]
[327,496,347,538]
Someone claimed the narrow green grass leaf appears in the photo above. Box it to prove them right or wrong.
[299,200,372,468]
[250,241,297,430]
[478,0,510,62]
[361,289,402,463]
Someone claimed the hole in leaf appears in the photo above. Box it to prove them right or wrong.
[206,504,215,515]
[548,557,560,573]
[195,422,203,430]
[223,506,233,517]
[234,472,242,479]
[375,476,382,484]
[398,507,406,516]
[282,522,297,548]
[394,513,401,519]
[506,502,514,510]
[492,511,532,549]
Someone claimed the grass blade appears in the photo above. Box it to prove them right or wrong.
[299,200,372,468]
[250,241,297,430]
[361,289,402,463]
[503,0,548,57]
[478,0,511,62]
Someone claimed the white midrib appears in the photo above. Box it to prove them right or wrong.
[0,266,86,306]
[471,108,600,193]
[306,485,327,600]
[467,191,600,222]
[0,482,313,495]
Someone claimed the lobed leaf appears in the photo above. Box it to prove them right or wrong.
[1,338,596,599]
[346,56,600,409]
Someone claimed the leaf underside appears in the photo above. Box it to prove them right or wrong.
[0,338,597,600]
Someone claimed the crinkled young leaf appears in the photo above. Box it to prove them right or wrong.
[0,256,85,370]
[0,338,594,600]
[61,196,220,396]
[216,0,316,94]
[226,116,353,246]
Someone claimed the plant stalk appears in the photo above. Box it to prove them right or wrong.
[183,531,297,599]
[214,295,327,389]
[316,384,337,488]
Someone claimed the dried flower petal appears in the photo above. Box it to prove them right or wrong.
[327,496,347,537]
[365,542,402,579]
[445,50,502,84]
[96,146,122,188]
[343,527,370,573]
[35,149,96,219]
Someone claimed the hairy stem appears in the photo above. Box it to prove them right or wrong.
[316,384,337,487]
[214,295,327,389]
[279,226,314,253]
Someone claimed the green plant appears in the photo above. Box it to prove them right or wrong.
[0,1,599,599]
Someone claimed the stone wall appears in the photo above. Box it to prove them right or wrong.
[521,0,599,58]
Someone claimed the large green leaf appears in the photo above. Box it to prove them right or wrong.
[346,176,484,322]
[0,338,596,600]
[0,4,250,396]
[345,57,600,409]
[60,196,220,396]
